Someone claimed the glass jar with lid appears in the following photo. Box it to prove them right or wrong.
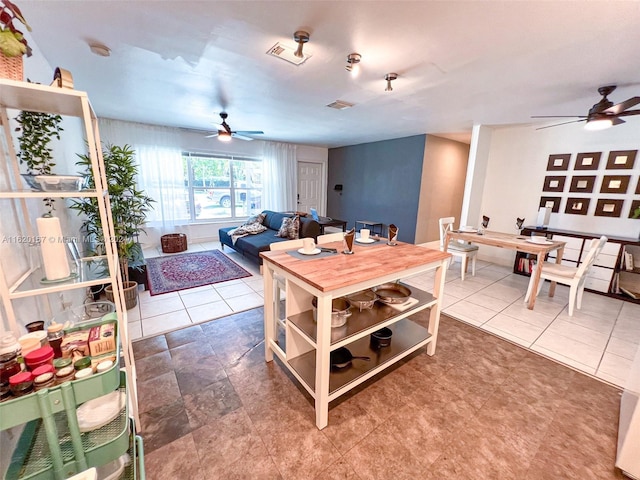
[34,372,56,391]
[0,334,23,385]
[55,365,75,384]
[46,322,64,358]
[9,371,34,397]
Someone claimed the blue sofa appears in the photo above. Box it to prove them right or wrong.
[219,210,320,265]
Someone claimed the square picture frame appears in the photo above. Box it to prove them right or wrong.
[546,154,571,171]
[542,176,566,192]
[569,175,596,193]
[606,150,637,170]
[539,196,561,213]
[574,152,601,170]
[564,197,590,215]
[630,200,640,219]
[594,199,623,218]
[600,175,630,194]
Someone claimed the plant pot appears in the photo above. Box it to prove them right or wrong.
[105,281,138,310]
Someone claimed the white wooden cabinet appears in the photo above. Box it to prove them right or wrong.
[261,243,449,429]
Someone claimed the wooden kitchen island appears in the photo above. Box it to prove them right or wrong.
[260,241,451,429]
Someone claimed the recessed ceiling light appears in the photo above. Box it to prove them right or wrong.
[89,43,111,57]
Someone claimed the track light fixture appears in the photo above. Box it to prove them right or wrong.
[293,30,310,58]
[384,73,398,91]
[345,53,361,76]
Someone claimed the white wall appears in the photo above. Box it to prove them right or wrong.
[470,120,639,266]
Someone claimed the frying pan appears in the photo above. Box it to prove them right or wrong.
[371,283,412,304]
[330,347,370,369]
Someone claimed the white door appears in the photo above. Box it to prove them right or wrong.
[297,162,323,214]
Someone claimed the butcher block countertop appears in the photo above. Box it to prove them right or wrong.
[260,241,451,293]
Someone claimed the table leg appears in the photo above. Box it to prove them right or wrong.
[548,245,564,298]
[527,252,545,310]
[263,264,275,362]
[427,260,447,355]
[315,296,332,429]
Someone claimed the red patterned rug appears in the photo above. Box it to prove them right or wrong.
[146,250,251,295]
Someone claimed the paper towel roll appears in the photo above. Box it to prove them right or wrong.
[36,216,71,281]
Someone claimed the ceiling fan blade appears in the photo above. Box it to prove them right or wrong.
[611,117,626,126]
[205,132,219,138]
[535,118,586,130]
[616,109,640,117]
[603,97,640,115]
[231,133,254,141]
[531,115,587,119]
[233,130,264,135]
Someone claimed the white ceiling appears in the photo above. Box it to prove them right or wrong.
[20,1,640,148]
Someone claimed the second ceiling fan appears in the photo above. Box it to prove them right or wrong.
[206,113,264,141]
[532,85,640,130]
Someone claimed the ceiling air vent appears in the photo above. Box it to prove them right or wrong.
[267,42,311,66]
[326,100,355,110]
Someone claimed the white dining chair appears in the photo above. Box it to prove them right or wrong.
[524,235,607,316]
[438,217,478,281]
[269,239,305,325]
[317,232,344,244]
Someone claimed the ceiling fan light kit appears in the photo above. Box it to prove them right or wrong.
[293,30,310,58]
[345,53,361,76]
[584,117,613,131]
[384,73,398,91]
[207,112,264,142]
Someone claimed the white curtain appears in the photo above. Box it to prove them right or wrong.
[262,142,297,212]
[98,119,184,234]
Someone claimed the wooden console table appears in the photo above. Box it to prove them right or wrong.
[260,242,450,429]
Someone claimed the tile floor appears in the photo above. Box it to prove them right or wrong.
[131,241,639,389]
[135,308,626,480]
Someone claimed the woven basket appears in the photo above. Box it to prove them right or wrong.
[161,233,188,253]
[0,53,23,81]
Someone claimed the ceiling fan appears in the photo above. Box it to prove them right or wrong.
[532,85,640,130]
[206,113,264,141]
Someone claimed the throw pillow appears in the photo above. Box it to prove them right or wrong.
[276,215,300,239]
[245,212,266,226]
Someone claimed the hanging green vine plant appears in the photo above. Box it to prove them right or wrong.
[15,110,63,213]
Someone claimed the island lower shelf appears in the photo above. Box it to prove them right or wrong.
[287,317,431,399]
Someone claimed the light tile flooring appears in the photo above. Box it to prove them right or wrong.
[130,241,639,389]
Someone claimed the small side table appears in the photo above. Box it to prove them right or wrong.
[161,233,188,253]
[317,218,347,235]
[356,220,384,236]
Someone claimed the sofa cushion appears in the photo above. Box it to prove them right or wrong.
[235,232,287,260]
[263,211,293,231]
[276,215,300,239]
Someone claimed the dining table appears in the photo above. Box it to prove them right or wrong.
[444,229,566,310]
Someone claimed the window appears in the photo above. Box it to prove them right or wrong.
[182,152,262,221]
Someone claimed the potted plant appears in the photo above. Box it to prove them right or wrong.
[15,109,63,214]
[0,0,31,80]
[71,143,154,309]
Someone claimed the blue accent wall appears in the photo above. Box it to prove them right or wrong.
[327,135,426,243]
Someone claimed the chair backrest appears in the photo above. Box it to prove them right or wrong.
[576,235,608,277]
[317,232,344,244]
[269,238,305,251]
[438,217,455,248]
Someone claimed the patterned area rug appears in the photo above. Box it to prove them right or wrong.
[146,250,251,295]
